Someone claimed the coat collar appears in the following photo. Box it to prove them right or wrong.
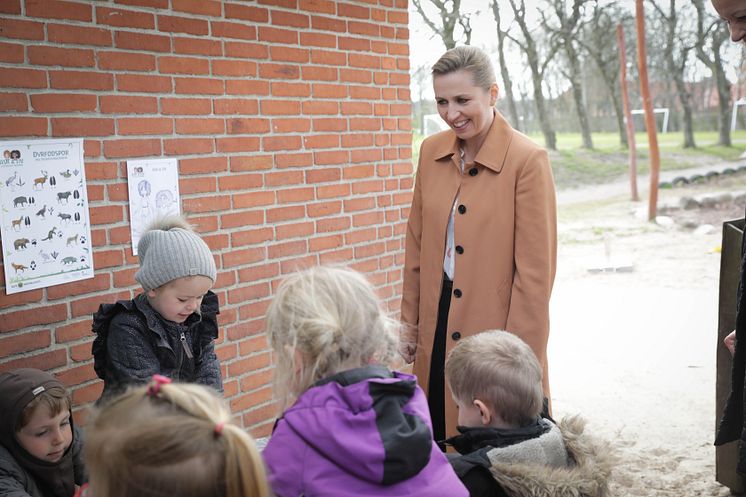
[431,110,514,173]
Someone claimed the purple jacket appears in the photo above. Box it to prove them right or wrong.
[263,365,468,497]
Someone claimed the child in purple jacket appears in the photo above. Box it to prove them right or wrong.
[262,266,468,497]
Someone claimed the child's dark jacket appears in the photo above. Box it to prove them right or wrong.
[92,291,222,400]
[447,416,613,497]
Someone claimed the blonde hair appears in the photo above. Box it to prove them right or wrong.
[445,330,543,426]
[431,45,496,91]
[17,385,71,432]
[266,266,400,410]
[85,380,270,497]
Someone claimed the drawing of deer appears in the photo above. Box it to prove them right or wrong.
[11,262,27,274]
[66,234,79,246]
[11,216,23,231]
[33,170,48,189]
[5,171,18,187]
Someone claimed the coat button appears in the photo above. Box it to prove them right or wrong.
[458,204,466,214]
[469,167,478,176]
[451,331,461,340]
[455,245,464,254]
[453,288,462,298]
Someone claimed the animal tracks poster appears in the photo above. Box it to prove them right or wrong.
[126,158,180,256]
[0,138,93,294]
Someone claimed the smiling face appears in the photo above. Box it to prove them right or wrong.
[16,406,72,463]
[712,0,746,45]
[434,70,497,150]
[147,275,213,323]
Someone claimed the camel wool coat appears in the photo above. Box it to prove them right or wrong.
[401,110,557,437]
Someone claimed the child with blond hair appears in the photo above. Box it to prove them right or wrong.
[92,215,222,400]
[445,330,612,497]
[0,368,85,497]
[262,266,468,497]
[81,375,269,497]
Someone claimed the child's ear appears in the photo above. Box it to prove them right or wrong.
[473,399,492,426]
[284,345,305,375]
[146,289,157,298]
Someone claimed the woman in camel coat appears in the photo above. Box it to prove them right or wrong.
[400,46,557,443]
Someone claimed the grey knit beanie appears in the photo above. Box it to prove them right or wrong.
[135,216,217,291]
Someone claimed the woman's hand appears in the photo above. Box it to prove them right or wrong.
[399,341,416,364]
[725,330,736,356]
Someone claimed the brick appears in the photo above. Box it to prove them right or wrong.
[275,152,312,168]
[339,36,370,52]
[47,273,111,300]
[314,150,348,165]
[71,382,103,404]
[175,76,225,94]
[0,289,43,310]
[28,46,94,67]
[309,233,343,251]
[118,117,173,135]
[0,18,44,40]
[26,0,92,20]
[311,15,345,32]
[232,227,274,246]
[227,353,270,378]
[100,95,157,114]
[92,249,124,269]
[230,155,273,171]
[173,37,222,56]
[316,182,349,199]
[157,14,209,35]
[0,41,24,63]
[225,3,269,22]
[48,24,111,46]
[174,117,224,135]
[56,319,93,343]
[300,32,336,48]
[222,247,266,268]
[349,20,379,36]
[0,304,67,333]
[307,200,342,217]
[262,135,301,151]
[318,247,353,264]
[52,118,114,137]
[245,407,276,433]
[275,220,314,241]
[89,204,123,225]
[227,282,270,305]
[159,56,210,75]
[224,41,269,59]
[269,46,310,63]
[237,262,279,283]
[299,0,335,14]
[56,363,97,387]
[349,85,380,99]
[0,1,21,14]
[182,195,231,213]
[312,117,347,132]
[338,2,369,18]
[218,172,263,191]
[0,92,27,112]
[116,0,168,8]
[349,53,380,69]
[266,205,304,223]
[0,330,50,355]
[83,139,101,157]
[224,81,269,97]
[98,51,155,72]
[173,0,221,16]
[341,134,374,147]
[277,187,313,204]
[305,167,340,183]
[115,31,171,52]
[261,100,301,116]
[212,59,257,77]
[257,26,298,44]
[162,98,212,115]
[48,71,112,91]
[103,139,161,158]
[303,134,339,149]
[0,350,66,374]
[97,7,155,29]
[163,138,213,155]
[0,117,47,137]
[225,117,270,135]
[211,21,257,41]
[259,63,300,80]
[310,49,346,66]
[233,190,274,208]
[220,211,263,229]
[271,10,309,28]
[238,367,272,391]
[301,66,338,81]
[270,117,310,133]
[340,68,372,84]
[216,137,260,153]
[180,156,228,174]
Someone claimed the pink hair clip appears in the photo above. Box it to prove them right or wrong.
[146,374,172,398]
[214,421,225,438]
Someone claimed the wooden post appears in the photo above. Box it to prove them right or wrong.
[617,24,638,202]
[635,0,660,221]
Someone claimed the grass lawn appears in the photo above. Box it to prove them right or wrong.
[412,130,746,190]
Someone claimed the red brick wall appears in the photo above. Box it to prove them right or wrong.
[0,0,412,437]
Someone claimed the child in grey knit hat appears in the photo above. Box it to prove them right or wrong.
[91,216,223,401]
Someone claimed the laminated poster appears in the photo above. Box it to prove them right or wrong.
[127,158,180,256]
[0,138,93,294]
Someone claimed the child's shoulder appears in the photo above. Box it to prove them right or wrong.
[0,443,36,495]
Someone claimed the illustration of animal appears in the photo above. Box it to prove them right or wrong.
[39,249,51,262]
[5,171,18,187]
[35,205,47,218]
[14,238,30,250]
[11,216,23,231]
[66,234,78,246]
[13,196,26,207]
[57,212,71,223]
[60,169,72,179]
[41,227,58,242]
[57,191,72,204]
[33,170,48,189]
[11,262,27,274]
[61,256,77,265]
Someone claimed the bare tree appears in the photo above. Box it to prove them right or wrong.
[507,0,559,150]
[412,0,473,50]
[542,0,594,149]
[692,0,732,146]
[578,0,633,148]
[651,0,697,148]
[490,0,521,131]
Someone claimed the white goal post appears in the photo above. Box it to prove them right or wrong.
[630,108,670,133]
[731,98,746,132]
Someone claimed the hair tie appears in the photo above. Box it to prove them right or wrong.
[214,421,225,438]
[146,374,172,398]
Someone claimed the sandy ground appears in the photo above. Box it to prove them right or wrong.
[550,170,746,496]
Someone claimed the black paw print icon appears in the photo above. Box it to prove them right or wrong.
[30,261,36,270]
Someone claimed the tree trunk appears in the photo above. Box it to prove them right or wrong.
[565,40,593,149]
[492,1,521,131]
[715,57,732,146]
[672,74,697,148]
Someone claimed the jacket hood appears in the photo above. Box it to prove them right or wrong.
[278,365,433,485]
[0,369,76,497]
